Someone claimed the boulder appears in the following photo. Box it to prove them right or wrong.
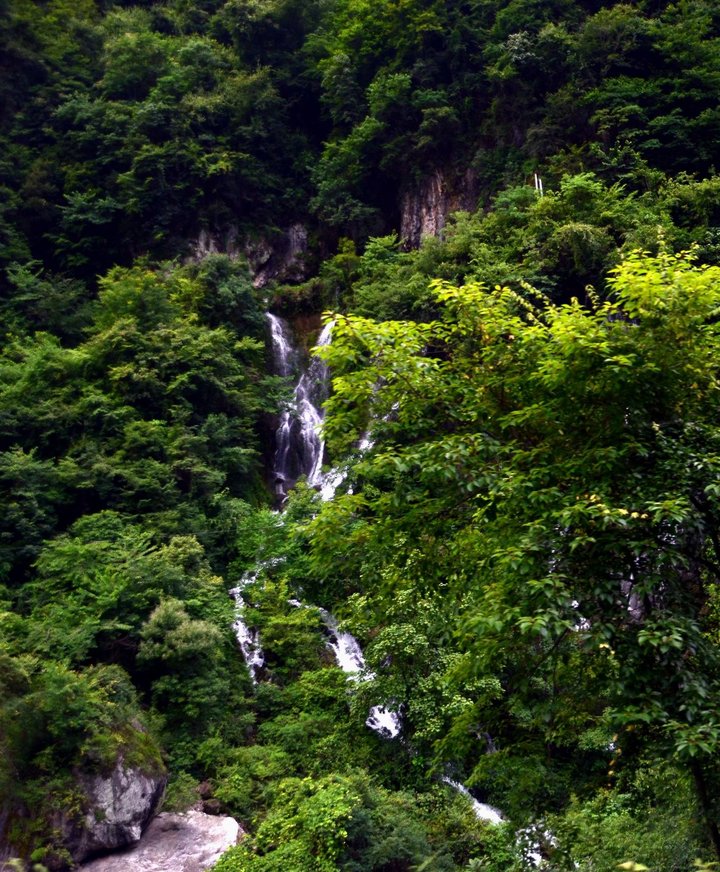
[62,759,167,863]
[78,811,243,872]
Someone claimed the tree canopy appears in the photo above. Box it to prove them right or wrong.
[312,250,720,852]
[4,0,720,869]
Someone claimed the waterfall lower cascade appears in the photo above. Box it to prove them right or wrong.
[230,557,285,683]
[234,314,551,858]
[284,599,401,739]
[229,573,265,684]
[318,609,401,739]
[439,780,548,866]
[441,777,504,825]
[267,314,332,502]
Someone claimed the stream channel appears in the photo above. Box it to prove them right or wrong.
[231,313,521,837]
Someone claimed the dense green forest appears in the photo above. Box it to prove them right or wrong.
[3,0,720,869]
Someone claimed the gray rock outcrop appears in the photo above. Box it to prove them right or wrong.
[399,169,479,248]
[187,223,310,287]
[188,227,243,262]
[62,759,167,863]
[247,223,309,288]
[78,811,242,872]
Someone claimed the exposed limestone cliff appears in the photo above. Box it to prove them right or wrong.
[399,169,479,248]
[187,224,310,287]
[188,228,243,262]
[248,224,309,288]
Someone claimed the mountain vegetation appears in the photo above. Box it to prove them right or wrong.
[2,0,720,869]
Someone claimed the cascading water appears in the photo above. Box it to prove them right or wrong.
[230,555,285,683]
[318,608,402,739]
[267,314,332,502]
[441,777,505,825]
[285,598,401,739]
[318,430,374,501]
[267,314,296,501]
[319,608,365,673]
[236,315,547,856]
[230,574,265,683]
[266,311,296,378]
[231,316,335,683]
[439,780,550,865]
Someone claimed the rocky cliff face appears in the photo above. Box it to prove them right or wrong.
[78,810,242,872]
[188,227,244,262]
[247,223,309,288]
[399,169,479,248]
[187,224,310,287]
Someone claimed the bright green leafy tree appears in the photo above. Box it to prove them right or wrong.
[313,250,720,854]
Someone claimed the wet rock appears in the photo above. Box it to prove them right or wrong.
[197,782,213,801]
[62,759,167,863]
[78,811,243,872]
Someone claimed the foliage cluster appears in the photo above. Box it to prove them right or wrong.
[0,254,272,857]
[304,251,720,864]
[4,0,720,869]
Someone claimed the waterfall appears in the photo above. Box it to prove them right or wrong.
[295,321,332,487]
[265,313,376,503]
[265,319,399,736]
[230,578,264,684]
[231,314,335,680]
[237,314,544,858]
[320,608,365,673]
[231,312,555,869]
[441,777,505,825]
[441,778,552,866]
[230,557,284,683]
[266,312,296,378]
[266,314,332,502]
[318,608,402,739]
[285,599,401,738]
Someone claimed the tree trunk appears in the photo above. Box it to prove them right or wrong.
[690,759,720,860]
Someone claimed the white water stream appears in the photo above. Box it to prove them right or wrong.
[230,313,557,862]
[441,777,505,825]
[318,608,401,739]
[229,579,264,684]
[267,314,332,502]
[232,317,334,684]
